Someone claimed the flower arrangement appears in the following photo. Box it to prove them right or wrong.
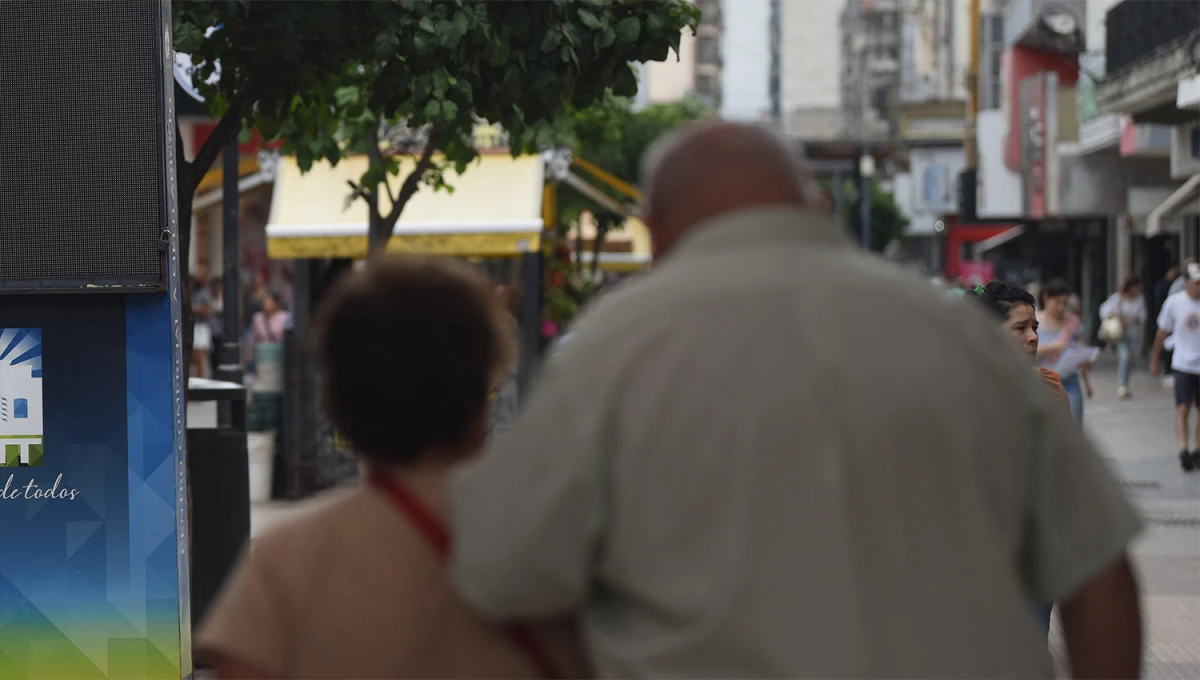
[541,238,598,339]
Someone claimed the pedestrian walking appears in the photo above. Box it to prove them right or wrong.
[967,280,1068,407]
[208,277,225,377]
[196,257,585,679]
[1169,258,1196,297]
[1151,262,1200,472]
[1154,264,1181,387]
[1099,276,1147,399]
[190,268,214,379]
[1036,279,1091,422]
[246,290,289,365]
[450,122,1143,679]
[966,280,1071,632]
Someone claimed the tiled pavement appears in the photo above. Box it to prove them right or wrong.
[1062,359,1200,679]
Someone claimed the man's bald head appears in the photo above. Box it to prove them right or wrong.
[639,122,824,256]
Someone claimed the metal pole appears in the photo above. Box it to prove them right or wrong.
[832,170,845,226]
[216,138,243,388]
[965,0,981,168]
[859,33,872,250]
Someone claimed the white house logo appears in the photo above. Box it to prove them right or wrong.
[0,328,42,467]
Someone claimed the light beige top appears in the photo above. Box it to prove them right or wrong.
[450,208,1142,679]
[197,472,587,679]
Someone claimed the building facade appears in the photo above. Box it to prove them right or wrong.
[635,0,722,110]
[840,0,902,140]
[773,0,847,140]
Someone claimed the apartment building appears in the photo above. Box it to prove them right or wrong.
[771,0,847,140]
[840,0,903,139]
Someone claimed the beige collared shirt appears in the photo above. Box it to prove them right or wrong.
[451,207,1141,679]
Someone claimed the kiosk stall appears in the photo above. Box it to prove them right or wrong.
[0,1,191,678]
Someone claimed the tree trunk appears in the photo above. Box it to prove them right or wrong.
[368,127,440,254]
[589,217,612,279]
[574,226,585,275]
[179,183,195,381]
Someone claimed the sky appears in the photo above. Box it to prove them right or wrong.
[721,0,771,120]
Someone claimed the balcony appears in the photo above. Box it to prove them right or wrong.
[1096,34,1200,124]
[1105,1,1200,77]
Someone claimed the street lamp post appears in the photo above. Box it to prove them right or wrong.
[857,30,873,251]
[216,137,243,390]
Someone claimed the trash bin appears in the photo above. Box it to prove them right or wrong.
[186,377,249,632]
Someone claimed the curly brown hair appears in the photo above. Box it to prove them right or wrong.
[314,256,510,465]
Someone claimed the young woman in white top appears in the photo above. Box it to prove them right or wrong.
[1100,276,1147,399]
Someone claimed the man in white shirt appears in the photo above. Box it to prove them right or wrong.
[1151,262,1200,471]
[451,122,1143,678]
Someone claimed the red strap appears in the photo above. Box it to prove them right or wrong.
[370,473,564,680]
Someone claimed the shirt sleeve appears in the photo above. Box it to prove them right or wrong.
[1158,296,1177,333]
[1019,391,1143,605]
[450,347,606,620]
[1099,294,1117,320]
[195,542,288,677]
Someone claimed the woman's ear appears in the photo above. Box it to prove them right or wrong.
[456,406,491,461]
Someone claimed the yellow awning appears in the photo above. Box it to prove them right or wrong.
[267,153,544,259]
[196,156,260,195]
[569,217,653,272]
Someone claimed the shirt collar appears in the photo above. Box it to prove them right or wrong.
[665,207,849,260]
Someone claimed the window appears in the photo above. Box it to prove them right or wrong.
[697,36,719,65]
[14,398,27,419]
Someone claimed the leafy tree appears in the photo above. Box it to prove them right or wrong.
[830,178,909,252]
[175,0,700,253]
[172,0,701,354]
[554,93,709,275]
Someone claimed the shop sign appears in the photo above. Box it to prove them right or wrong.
[1020,71,1059,219]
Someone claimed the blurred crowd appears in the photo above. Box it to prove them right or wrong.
[189,265,292,381]
[195,123,1145,679]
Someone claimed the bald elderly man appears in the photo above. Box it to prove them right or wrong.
[450,123,1142,678]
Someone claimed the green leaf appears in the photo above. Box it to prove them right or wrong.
[424,100,442,118]
[490,40,510,66]
[419,17,436,33]
[452,10,470,36]
[375,31,399,59]
[441,100,459,121]
[540,30,560,53]
[615,17,641,43]
[439,20,465,48]
[173,20,203,54]
[414,33,435,55]
[334,86,360,108]
[505,5,531,36]
[577,8,603,29]
[611,66,637,97]
[432,70,450,96]
[597,26,616,49]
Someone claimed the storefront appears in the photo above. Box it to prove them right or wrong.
[263,152,548,494]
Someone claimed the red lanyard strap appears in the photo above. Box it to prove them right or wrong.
[370,473,565,680]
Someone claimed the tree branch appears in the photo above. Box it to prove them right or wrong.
[187,84,260,195]
[346,180,372,205]
[367,123,396,204]
[381,126,439,235]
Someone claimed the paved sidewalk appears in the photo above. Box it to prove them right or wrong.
[1066,357,1200,680]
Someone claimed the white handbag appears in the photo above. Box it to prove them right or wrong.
[1099,316,1125,343]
